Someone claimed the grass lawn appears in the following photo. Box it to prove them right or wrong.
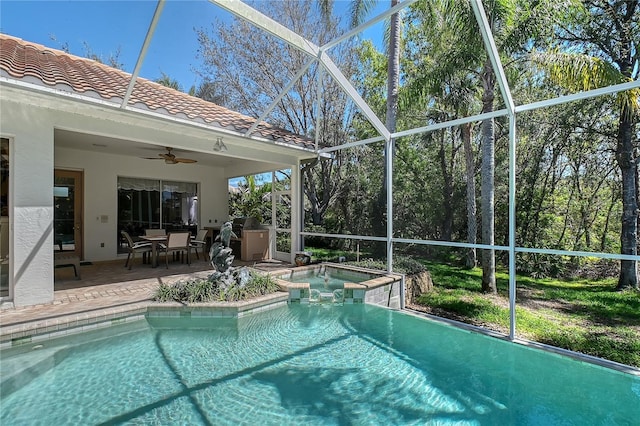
[305,246,372,263]
[412,263,640,368]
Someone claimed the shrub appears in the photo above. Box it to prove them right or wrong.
[153,271,279,303]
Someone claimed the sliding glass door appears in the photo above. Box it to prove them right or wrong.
[117,177,198,252]
[1,138,8,298]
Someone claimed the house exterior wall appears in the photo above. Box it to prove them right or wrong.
[1,99,55,306]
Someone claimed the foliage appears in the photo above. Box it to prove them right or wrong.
[228,175,273,223]
[515,252,568,279]
[304,244,368,263]
[155,72,182,91]
[347,255,427,276]
[154,271,280,303]
[193,1,639,288]
[298,0,638,288]
[196,0,357,227]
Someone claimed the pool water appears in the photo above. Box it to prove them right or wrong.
[287,268,368,291]
[1,304,639,425]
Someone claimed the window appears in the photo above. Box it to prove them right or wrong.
[162,181,198,229]
[117,177,198,252]
[1,138,8,297]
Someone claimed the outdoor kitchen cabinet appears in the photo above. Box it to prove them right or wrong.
[240,229,270,261]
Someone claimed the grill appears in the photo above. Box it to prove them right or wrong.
[229,217,270,261]
[232,217,261,238]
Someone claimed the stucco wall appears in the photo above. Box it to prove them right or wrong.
[1,100,55,306]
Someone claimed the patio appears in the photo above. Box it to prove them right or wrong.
[0,256,291,345]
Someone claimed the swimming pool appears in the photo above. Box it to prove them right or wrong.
[1,304,638,424]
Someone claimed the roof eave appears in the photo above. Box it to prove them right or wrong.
[0,76,320,158]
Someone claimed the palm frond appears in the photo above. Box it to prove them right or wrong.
[530,50,639,115]
[350,0,378,28]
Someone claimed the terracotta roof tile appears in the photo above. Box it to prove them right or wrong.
[0,34,315,150]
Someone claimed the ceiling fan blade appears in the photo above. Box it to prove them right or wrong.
[141,148,195,164]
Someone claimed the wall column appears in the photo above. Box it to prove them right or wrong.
[1,100,55,306]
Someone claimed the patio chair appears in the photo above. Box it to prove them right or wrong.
[54,252,82,279]
[160,232,191,268]
[190,229,209,260]
[121,230,152,270]
[145,228,166,236]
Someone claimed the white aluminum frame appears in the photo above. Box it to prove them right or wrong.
[127,0,640,342]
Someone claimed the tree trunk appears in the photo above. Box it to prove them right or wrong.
[462,123,477,268]
[386,0,400,135]
[614,7,638,290]
[372,0,401,256]
[616,104,638,290]
[439,130,454,241]
[480,60,496,293]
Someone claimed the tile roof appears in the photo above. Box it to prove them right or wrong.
[0,34,316,150]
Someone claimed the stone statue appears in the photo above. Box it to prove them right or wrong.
[208,220,248,289]
[217,221,237,249]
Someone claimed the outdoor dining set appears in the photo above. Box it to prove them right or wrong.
[120,229,208,269]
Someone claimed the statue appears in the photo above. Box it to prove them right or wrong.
[208,221,248,290]
[217,221,237,249]
[209,221,237,273]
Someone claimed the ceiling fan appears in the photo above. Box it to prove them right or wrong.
[143,147,197,164]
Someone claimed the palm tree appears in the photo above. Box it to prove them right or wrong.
[337,0,402,257]
[408,0,561,292]
[532,0,639,290]
[229,175,272,224]
[155,72,182,91]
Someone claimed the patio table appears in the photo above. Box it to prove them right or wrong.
[140,235,194,268]
[139,235,165,268]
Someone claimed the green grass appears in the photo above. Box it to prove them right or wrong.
[415,262,640,368]
[304,246,374,263]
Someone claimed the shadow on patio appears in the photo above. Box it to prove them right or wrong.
[54,256,291,291]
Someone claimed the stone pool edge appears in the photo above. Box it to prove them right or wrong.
[0,291,290,350]
[403,308,640,377]
[272,263,405,307]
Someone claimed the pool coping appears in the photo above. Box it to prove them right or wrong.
[403,307,640,377]
[0,291,289,350]
[271,262,404,306]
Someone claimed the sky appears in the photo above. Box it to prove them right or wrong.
[0,0,387,93]
[1,1,224,91]
[1,0,387,187]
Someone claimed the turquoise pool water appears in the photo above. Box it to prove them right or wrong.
[286,268,369,290]
[1,304,638,425]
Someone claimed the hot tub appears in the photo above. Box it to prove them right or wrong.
[273,263,404,308]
